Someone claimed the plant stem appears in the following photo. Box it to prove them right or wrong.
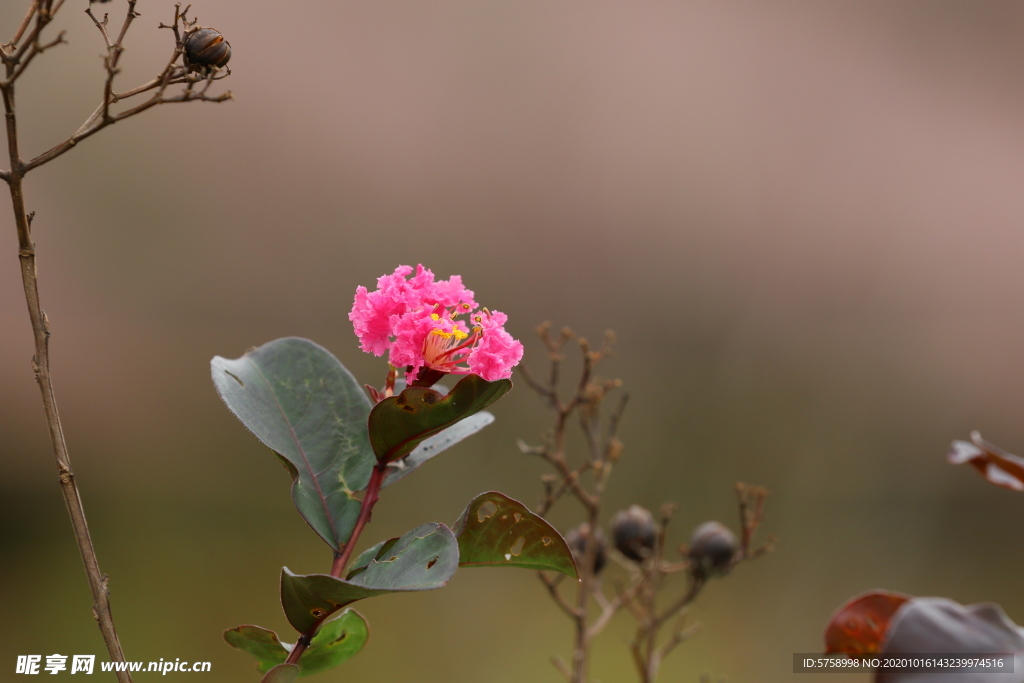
[331,462,388,577]
[1,67,132,683]
[283,461,389,667]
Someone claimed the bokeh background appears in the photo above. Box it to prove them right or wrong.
[3,1,1024,681]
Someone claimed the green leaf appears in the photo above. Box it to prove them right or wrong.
[211,338,375,550]
[297,610,370,675]
[368,374,511,463]
[261,664,299,683]
[382,411,495,488]
[281,523,459,633]
[454,491,578,578]
[224,625,287,672]
[224,610,369,676]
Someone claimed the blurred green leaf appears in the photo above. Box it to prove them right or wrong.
[368,375,511,463]
[297,610,369,675]
[454,491,577,578]
[224,625,287,672]
[211,338,375,550]
[260,664,299,683]
[382,411,495,488]
[281,522,459,633]
[224,610,369,676]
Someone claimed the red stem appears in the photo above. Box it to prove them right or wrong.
[282,461,389,668]
[331,463,387,577]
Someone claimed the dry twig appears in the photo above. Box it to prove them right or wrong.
[521,324,773,683]
[0,3,232,680]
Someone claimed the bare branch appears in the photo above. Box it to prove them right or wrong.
[8,0,66,67]
[84,7,113,49]
[4,1,39,54]
[539,572,582,619]
[516,363,557,403]
[551,656,572,682]
[0,2,232,680]
[654,618,702,672]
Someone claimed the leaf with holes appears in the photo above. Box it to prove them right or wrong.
[454,491,577,578]
[280,523,459,633]
[383,411,495,488]
[368,374,511,463]
[824,590,911,655]
[260,664,299,683]
[949,432,1024,492]
[224,610,369,676]
[211,338,375,550]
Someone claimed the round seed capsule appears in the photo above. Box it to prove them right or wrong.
[688,521,737,578]
[610,505,658,562]
[184,28,231,69]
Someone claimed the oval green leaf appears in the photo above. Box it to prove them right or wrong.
[280,522,459,633]
[454,491,578,578]
[368,374,511,463]
[225,610,369,676]
[211,338,375,550]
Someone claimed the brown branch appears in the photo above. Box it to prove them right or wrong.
[84,6,112,48]
[526,324,627,683]
[25,81,231,172]
[516,363,556,403]
[3,0,39,54]
[1,32,131,683]
[657,618,701,663]
[1,2,232,680]
[588,577,642,638]
[539,572,582,619]
[24,2,230,173]
[551,656,573,682]
[6,0,66,70]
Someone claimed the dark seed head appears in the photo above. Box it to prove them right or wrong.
[184,28,231,69]
[610,505,658,562]
[688,521,737,578]
[565,523,607,575]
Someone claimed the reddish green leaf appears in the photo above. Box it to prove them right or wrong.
[368,374,511,463]
[948,432,1024,492]
[453,491,577,578]
[824,590,911,655]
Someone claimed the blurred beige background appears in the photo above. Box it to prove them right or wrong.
[3,1,1024,681]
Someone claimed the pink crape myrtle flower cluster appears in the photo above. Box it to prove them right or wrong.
[349,265,524,384]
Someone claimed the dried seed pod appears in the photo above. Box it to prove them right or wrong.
[184,28,231,70]
[610,505,657,562]
[565,523,607,575]
[688,521,737,578]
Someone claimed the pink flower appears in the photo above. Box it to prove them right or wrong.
[349,265,523,384]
